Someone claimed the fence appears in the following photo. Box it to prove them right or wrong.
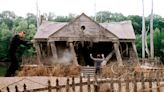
[1,70,164,92]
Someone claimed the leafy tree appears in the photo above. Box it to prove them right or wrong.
[54,13,75,22]
[0,11,15,30]
[0,22,13,61]
[127,15,142,34]
[96,11,111,22]
[26,13,37,27]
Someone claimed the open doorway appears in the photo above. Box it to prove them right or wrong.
[75,41,114,66]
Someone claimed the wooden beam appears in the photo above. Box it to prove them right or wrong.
[33,41,42,64]
[126,43,129,56]
[69,42,78,65]
[113,42,123,66]
[50,42,58,60]
[49,37,118,42]
[101,50,115,66]
[132,42,139,62]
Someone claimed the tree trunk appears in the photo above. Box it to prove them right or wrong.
[150,0,154,59]
[142,0,145,58]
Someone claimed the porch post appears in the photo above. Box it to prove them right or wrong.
[113,42,123,66]
[69,42,78,65]
[126,43,129,56]
[33,40,42,64]
[132,42,139,61]
[50,41,58,60]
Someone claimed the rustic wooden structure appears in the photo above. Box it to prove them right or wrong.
[2,70,164,92]
[34,13,138,66]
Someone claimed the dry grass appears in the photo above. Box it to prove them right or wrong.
[16,64,81,77]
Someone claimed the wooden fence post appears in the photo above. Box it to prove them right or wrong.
[23,84,27,92]
[56,79,60,92]
[66,78,70,92]
[133,72,137,92]
[87,75,91,92]
[149,78,153,92]
[125,77,129,92]
[94,75,99,92]
[48,80,52,92]
[156,71,160,92]
[141,72,145,91]
[80,76,83,92]
[118,79,121,92]
[72,77,75,92]
[110,78,114,92]
[7,87,10,92]
[15,85,18,92]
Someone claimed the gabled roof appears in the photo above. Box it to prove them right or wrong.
[100,21,136,39]
[34,13,136,40]
[34,21,67,39]
[49,13,118,39]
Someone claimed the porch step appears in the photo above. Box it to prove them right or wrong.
[81,66,96,77]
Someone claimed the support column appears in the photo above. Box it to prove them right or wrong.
[69,42,78,65]
[132,42,139,62]
[50,41,58,60]
[113,42,123,66]
[126,43,129,56]
[33,40,42,64]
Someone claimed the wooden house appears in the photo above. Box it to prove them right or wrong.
[34,13,138,66]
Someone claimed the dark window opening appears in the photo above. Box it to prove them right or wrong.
[81,25,85,30]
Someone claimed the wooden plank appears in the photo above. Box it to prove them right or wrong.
[48,80,51,92]
[110,78,114,92]
[23,84,27,92]
[102,50,115,65]
[56,79,60,92]
[141,72,145,91]
[87,75,91,92]
[133,73,137,92]
[33,41,42,64]
[156,71,161,92]
[66,78,70,92]
[94,75,100,92]
[80,76,83,92]
[15,85,18,92]
[132,42,139,60]
[113,42,123,66]
[72,77,75,92]
[126,43,129,56]
[149,78,153,92]
[50,42,58,60]
[49,37,117,42]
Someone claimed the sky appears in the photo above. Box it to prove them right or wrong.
[0,0,164,17]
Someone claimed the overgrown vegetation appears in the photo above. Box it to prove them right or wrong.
[16,64,81,77]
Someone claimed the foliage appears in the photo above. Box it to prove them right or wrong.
[0,22,13,60]
[0,11,36,62]
[136,28,164,63]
